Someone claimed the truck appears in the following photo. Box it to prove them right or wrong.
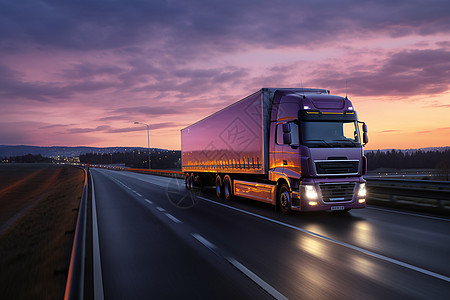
[181,88,368,213]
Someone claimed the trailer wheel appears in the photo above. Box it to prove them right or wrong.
[187,173,194,190]
[215,175,223,198]
[278,184,291,214]
[185,173,190,189]
[223,175,233,201]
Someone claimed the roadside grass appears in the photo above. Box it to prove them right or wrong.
[0,163,84,300]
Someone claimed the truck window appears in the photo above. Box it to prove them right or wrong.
[290,122,299,145]
[300,121,361,147]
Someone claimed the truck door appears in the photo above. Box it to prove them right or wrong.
[276,121,300,175]
[275,122,289,171]
[283,121,300,176]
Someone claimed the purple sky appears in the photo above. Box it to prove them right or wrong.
[1,0,449,150]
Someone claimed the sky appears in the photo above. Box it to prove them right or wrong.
[0,0,449,151]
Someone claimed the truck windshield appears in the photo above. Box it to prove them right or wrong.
[300,121,361,148]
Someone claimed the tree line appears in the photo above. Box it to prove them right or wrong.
[366,149,450,171]
[3,149,449,172]
[1,154,53,163]
[79,150,181,169]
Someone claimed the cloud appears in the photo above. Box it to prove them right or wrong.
[110,106,183,116]
[106,122,180,133]
[61,63,124,79]
[126,65,250,97]
[67,125,111,134]
[309,49,450,97]
[1,0,449,55]
[381,130,401,133]
[0,63,116,102]
[63,122,180,135]
[0,64,67,102]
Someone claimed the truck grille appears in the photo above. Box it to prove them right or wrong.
[315,160,359,175]
[319,183,356,202]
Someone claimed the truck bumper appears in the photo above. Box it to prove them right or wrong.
[295,178,366,212]
[300,199,366,212]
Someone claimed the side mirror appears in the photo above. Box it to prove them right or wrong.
[363,132,368,145]
[358,121,368,146]
[283,133,292,145]
[283,123,291,133]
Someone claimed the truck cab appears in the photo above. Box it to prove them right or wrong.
[269,90,368,212]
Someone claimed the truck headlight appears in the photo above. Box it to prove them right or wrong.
[358,183,367,197]
[304,185,318,200]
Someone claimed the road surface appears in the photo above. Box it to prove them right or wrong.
[89,168,450,299]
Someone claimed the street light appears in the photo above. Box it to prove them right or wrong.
[134,121,151,169]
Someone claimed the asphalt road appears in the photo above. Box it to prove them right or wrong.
[90,168,450,300]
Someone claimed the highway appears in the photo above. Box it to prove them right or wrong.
[90,168,450,299]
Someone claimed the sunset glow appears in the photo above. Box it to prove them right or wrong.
[1,0,449,150]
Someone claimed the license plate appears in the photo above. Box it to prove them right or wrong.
[331,206,345,211]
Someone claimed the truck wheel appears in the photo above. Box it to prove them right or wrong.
[187,173,194,190]
[185,173,190,189]
[223,175,233,201]
[278,184,291,214]
[215,175,223,198]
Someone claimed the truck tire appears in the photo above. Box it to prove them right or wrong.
[223,175,233,201]
[187,173,194,190]
[185,173,190,189]
[215,175,223,198]
[278,184,291,214]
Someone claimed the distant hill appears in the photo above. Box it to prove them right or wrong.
[0,145,167,158]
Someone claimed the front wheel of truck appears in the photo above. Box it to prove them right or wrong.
[279,184,291,214]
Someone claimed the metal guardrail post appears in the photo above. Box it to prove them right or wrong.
[64,168,88,300]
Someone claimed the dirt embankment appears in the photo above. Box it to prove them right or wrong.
[0,163,85,300]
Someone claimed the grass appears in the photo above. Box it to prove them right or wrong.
[0,163,84,300]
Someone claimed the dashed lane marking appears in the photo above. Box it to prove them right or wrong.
[227,257,288,300]
[165,213,182,224]
[191,233,216,250]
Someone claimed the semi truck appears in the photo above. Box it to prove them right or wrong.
[181,88,368,213]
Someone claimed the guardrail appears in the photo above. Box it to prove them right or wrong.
[366,178,450,211]
[127,168,184,179]
[64,168,88,300]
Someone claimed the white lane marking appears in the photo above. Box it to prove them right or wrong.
[90,174,105,300]
[145,199,153,205]
[227,257,288,300]
[156,206,166,212]
[192,233,216,250]
[134,192,142,197]
[199,196,450,283]
[165,213,182,224]
[367,206,450,222]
